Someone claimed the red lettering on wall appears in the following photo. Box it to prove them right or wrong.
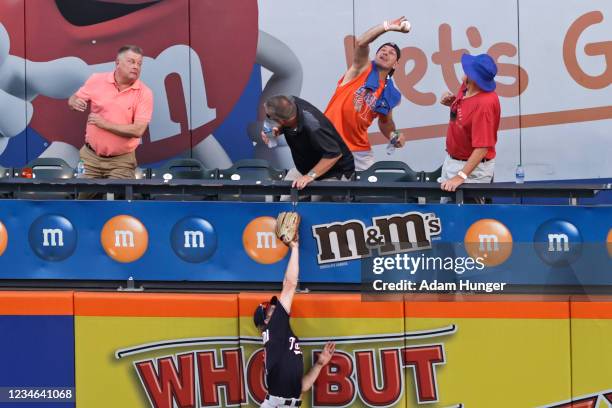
[136,353,196,408]
[313,351,356,406]
[355,349,402,406]
[197,349,245,406]
[246,349,267,404]
[401,345,445,403]
[549,397,598,408]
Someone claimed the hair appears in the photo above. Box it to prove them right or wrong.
[264,95,297,121]
[117,45,143,58]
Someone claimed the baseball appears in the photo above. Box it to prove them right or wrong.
[401,20,411,32]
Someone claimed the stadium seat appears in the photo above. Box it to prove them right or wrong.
[150,158,216,181]
[422,165,442,182]
[355,161,421,183]
[354,161,420,202]
[15,158,74,199]
[19,157,75,180]
[149,158,217,201]
[0,166,12,198]
[419,165,444,203]
[0,166,11,179]
[217,159,285,201]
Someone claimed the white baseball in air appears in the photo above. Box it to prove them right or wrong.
[401,20,411,32]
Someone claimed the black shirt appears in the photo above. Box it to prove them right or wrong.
[262,303,304,399]
[282,97,354,179]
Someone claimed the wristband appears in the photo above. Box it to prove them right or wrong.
[383,20,390,31]
[458,171,468,180]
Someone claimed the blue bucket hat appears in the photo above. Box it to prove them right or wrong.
[461,53,497,92]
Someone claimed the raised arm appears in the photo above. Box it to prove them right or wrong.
[302,342,336,392]
[342,16,410,85]
[278,241,299,313]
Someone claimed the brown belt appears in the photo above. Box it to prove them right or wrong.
[450,155,491,163]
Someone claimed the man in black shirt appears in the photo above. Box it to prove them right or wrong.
[253,239,335,407]
[262,95,354,191]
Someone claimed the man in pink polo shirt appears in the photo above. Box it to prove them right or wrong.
[68,45,153,179]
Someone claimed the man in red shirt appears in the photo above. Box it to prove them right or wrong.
[439,53,500,194]
[68,45,153,179]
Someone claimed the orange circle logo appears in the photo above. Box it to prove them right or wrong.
[464,219,513,267]
[101,215,148,263]
[243,217,288,264]
[0,221,7,256]
[607,228,612,258]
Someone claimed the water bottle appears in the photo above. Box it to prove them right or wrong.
[76,159,85,178]
[263,119,278,148]
[515,164,525,184]
[386,130,400,155]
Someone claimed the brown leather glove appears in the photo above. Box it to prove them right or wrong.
[275,211,301,245]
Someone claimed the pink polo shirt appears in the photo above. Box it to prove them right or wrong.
[75,72,153,156]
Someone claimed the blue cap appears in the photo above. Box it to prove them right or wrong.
[253,296,278,328]
[461,53,498,92]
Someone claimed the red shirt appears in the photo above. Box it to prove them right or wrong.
[446,87,500,160]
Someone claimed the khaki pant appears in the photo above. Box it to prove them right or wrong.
[440,153,495,204]
[79,145,137,179]
[78,145,137,199]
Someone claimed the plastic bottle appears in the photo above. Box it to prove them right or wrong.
[386,130,400,155]
[262,119,278,148]
[515,164,525,184]
[76,159,85,178]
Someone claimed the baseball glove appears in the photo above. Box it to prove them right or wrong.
[275,211,301,245]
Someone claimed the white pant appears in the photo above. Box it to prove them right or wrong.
[352,150,375,171]
[260,395,301,407]
[440,153,495,203]
[440,153,495,183]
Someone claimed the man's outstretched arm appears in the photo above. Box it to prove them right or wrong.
[342,16,410,84]
[279,241,299,313]
[302,342,336,393]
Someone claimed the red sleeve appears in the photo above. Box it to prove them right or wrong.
[471,104,498,148]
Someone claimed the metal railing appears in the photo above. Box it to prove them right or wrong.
[0,178,609,204]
